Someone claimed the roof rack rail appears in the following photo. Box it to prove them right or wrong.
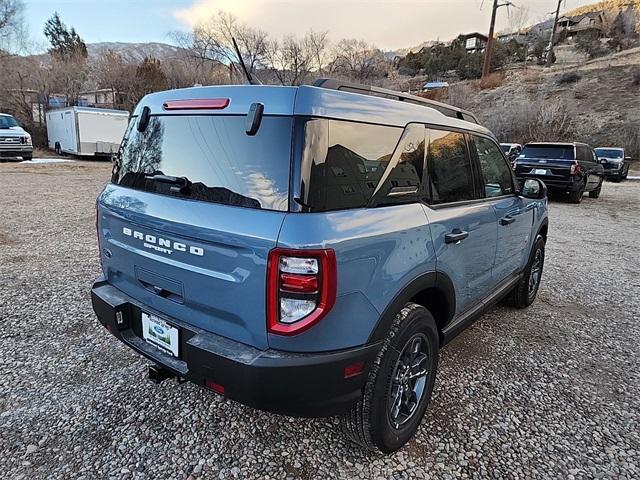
[313,78,480,125]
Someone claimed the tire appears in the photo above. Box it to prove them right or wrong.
[55,143,62,156]
[588,180,602,198]
[567,184,584,204]
[504,235,545,309]
[22,154,32,161]
[341,303,439,453]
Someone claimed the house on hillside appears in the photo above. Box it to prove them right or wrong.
[460,32,488,53]
[557,11,606,35]
[497,31,528,43]
[80,89,125,109]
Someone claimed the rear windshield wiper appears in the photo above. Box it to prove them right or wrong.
[145,174,192,194]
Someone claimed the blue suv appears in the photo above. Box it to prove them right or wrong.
[92,80,549,453]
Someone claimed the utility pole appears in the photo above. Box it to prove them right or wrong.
[481,0,513,79]
[546,0,564,66]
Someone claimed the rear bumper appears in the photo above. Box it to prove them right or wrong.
[91,278,380,417]
[516,172,579,191]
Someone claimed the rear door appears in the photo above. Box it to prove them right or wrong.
[471,135,533,281]
[422,129,497,315]
[99,114,294,350]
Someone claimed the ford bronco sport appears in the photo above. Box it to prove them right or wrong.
[92,80,549,453]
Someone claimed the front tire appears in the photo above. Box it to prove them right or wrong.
[341,303,439,453]
[504,235,545,308]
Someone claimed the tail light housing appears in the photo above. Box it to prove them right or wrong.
[266,248,336,335]
[570,160,580,176]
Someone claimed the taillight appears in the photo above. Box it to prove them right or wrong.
[162,98,230,110]
[266,248,337,335]
[570,160,580,175]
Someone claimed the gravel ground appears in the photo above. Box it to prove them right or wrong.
[1,161,639,479]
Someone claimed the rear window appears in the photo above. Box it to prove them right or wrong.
[521,145,574,160]
[112,115,292,211]
[594,148,623,158]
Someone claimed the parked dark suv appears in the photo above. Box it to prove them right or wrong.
[595,147,630,182]
[92,80,549,453]
[514,142,604,203]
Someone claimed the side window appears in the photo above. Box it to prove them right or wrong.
[304,120,403,212]
[473,136,515,197]
[373,123,426,205]
[426,130,477,204]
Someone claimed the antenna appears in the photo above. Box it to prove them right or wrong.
[231,37,262,85]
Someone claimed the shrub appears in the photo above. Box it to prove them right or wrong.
[478,72,505,90]
[556,71,582,84]
[575,30,609,59]
[482,99,574,144]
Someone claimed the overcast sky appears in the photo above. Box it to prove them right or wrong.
[24,0,598,50]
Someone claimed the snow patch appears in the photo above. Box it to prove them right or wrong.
[20,158,76,164]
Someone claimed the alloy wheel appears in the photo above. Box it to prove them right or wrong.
[387,333,430,429]
[528,248,543,295]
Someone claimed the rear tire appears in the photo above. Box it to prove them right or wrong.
[54,143,62,156]
[341,303,439,453]
[588,180,602,198]
[568,184,584,203]
[504,235,545,309]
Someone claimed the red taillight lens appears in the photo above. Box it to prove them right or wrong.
[162,98,230,110]
[570,160,580,175]
[266,248,337,336]
[280,273,318,293]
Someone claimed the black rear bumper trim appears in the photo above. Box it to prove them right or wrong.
[91,278,380,417]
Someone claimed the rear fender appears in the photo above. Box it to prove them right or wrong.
[367,271,455,345]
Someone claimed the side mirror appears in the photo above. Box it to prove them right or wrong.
[521,178,547,199]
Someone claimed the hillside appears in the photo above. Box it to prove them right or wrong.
[445,47,640,156]
[565,0,640,17]
[86,42,180,62]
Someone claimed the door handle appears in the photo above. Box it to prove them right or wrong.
[500,216,516,225]
[445,229,469,244]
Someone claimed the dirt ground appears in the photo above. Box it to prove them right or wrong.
[0,161,639,479]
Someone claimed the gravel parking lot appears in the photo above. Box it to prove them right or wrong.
[1,161,639,479]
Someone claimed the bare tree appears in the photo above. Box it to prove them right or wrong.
[0,0,26,53]
[265,34,314,85]
[330,39,388,82]
[166,31,229,87]
[306,30,330,74]
[190,11,268,83]
[507,5,530,33]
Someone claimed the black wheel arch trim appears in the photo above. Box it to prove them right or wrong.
[367,271,456,345]
[535,217,549,241]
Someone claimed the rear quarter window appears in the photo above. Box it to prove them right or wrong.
[298,119,403,212]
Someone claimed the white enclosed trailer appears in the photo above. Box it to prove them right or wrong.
[46,107,129,157]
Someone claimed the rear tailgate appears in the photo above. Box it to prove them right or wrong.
[515,158,573,180]
[98,185,286,350]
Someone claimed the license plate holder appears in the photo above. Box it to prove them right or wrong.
[141,312,179,358]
